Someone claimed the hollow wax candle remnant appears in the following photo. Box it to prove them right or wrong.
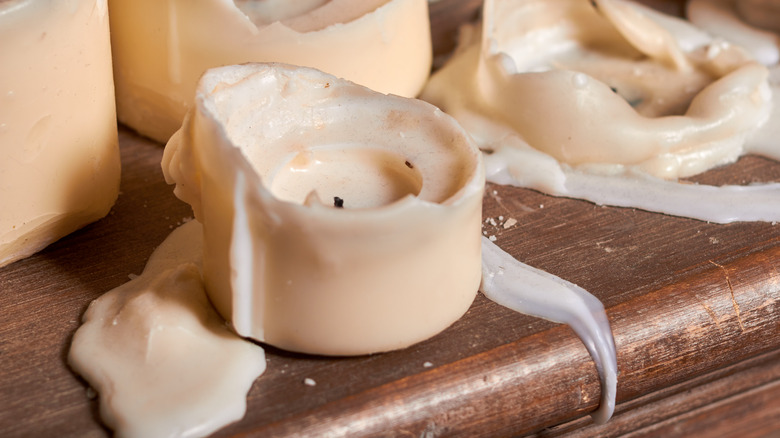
[0,0,120,267]
[163,62,485,356]
[108,0,433,143]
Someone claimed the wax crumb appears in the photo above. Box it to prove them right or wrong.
[489,235,497,242]
[423,361,433,368]
[498,216,504,221]
[539,204,544,209]
[488,218,497,226]
[709,237,720,244]
[304,378,316,386]
[503,218,517,229]
[492,190,498,196]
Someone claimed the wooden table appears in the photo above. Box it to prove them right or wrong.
[2,1,779,437]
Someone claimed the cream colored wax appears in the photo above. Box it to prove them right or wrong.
[480,238,617,424]
[163,63,484,356]
[736,0,780,34]
[0,0,120,267]
[425,0,771,179]
[109,0,433,144]
[69,221,266,438]
[686,0,780,163]
[687,0,780,65]
[422,0,780,223]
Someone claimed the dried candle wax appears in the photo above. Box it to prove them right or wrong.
[69,221,266,438]
[0,0,120,267]
[163,63,484,356]
[422,0,780,223]
[109,0,432,143]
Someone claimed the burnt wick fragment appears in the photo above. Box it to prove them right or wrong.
[405,160,414,169]
[610,86,642,107]
[334,196,345,208]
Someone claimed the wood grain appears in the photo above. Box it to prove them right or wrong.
[534,349,780,437]
[1,1,779,437]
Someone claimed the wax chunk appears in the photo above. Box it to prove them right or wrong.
[0,0,120,267]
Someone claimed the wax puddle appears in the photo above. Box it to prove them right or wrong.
[423,0,780,224]
[480,237,617,424]
[68,221,266,438]
[69,221,619,435]
[484,145,780,224]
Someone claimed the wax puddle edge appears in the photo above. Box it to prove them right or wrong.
[68,221,266,438]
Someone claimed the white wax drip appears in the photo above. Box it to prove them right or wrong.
[480,237,618,424]
[484,146,780,224]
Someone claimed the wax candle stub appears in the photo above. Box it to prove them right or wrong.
[163,63,485,356]
[109,0,433,143]
[0,0,120,267]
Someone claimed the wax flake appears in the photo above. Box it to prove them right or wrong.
[503,218,518,229]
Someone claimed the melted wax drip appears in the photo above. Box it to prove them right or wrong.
[479,237,618,424]
[484,148,780,224]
